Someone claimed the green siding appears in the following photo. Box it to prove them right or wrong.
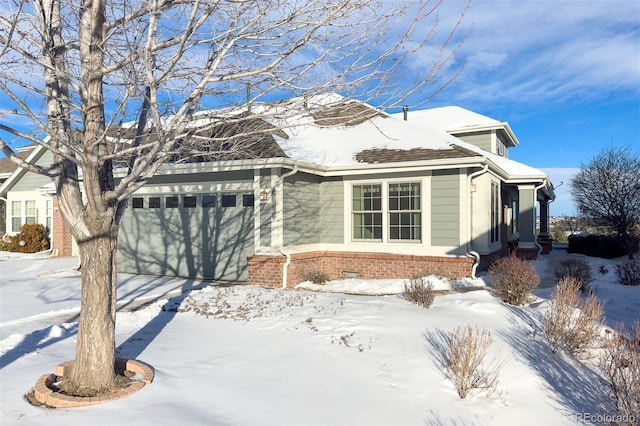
[283,172,320,245]
[259,171,272,247]
[11,150,54,192]
[453,131,492,153]
[319,178,344,243]
[431,170,460,246]
[143,170,253,185]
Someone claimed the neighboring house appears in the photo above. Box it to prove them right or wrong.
[0,94,555,287]
[0,145,46,238]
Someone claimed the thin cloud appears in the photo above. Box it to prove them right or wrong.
[421,0,640,107]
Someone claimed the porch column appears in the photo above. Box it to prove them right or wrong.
[537,198,553,254]
[518,185,536,249]
[539,199,549,236]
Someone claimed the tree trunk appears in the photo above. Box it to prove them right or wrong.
[66,215,119,393]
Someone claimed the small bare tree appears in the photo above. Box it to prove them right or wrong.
[0,0,471,394]
[447,324,501,398]
[571,146,640,259]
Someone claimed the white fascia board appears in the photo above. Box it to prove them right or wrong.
[120,156,489,179]
[322,157,486,176]
[447,122,519,147]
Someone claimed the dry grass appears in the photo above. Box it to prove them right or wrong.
[544,277,604,357]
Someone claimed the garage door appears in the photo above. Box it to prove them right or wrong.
[118,191,255,281]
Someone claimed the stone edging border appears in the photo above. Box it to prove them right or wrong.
[33,358,154,408]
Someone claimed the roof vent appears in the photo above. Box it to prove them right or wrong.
[402,105,409,121]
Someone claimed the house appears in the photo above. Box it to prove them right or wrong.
[0,145,51,238]
[0,94,555,287]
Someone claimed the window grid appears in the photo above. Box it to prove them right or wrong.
[11,201,21,232]
[46,200,53,230]
[388,183,421,241]
[352,184,383,240]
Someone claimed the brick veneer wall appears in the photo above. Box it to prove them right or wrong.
[248,251,475,288]
[51,196,74,257]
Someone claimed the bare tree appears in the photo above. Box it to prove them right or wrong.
[571,146,640,260]
[0,0,470,394]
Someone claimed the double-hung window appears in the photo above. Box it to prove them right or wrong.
[352,182,421,242]
[490,182,500,243]
[11,201,21,232]
[10,200,38,232]
[352,184,382,240]
[388,183,421,241]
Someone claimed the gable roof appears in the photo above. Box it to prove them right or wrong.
[0,145,37,176]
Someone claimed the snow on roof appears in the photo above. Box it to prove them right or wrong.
[390,106,501,131]
[278,113,462,166]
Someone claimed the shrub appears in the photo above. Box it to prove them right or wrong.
[599,322,640,425]
[8,223,50,253]
[403,275,435,308]
[447,324,500,398]
[544,277,604,357]
[554,258,593,292]
[568,234,636,259]
[297,269,330,284]
[615,260,640,286]
[488,253,540,306]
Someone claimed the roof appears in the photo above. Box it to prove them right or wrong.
[0,145,36,176]
[393,106,520,147]
[0,95,552,197]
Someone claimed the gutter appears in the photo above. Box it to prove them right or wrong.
[276,166,299,289]
[466,165,489,278]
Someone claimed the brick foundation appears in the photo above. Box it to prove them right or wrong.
[248,251,475,288]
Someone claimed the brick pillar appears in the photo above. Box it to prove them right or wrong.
[51,196,74,256]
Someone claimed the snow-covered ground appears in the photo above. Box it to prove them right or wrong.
[0,249,638,425]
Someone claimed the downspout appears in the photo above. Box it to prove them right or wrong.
[533,180,548,256]
[276,166,299,289]
[467,165,489,278]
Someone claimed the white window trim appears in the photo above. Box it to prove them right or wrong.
[344,177,429,246]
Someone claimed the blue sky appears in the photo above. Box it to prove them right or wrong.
[1,0,638,216]
[409,0,640,216]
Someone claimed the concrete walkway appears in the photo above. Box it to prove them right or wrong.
[536,247,591,289]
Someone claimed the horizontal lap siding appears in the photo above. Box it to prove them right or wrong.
[319,179,344,244]
[283,173,320,246]
[431,170,460,246]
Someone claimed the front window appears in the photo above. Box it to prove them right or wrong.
[45,200,53,230]
[352,182,421,242]
[11,201,21,232]
[490,182,500,243]
[352,184,382,240]
[25,200,36,224]
[388,183,421,241]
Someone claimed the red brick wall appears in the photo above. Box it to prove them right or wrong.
[248,251,475,288]
[51,196,74,257]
